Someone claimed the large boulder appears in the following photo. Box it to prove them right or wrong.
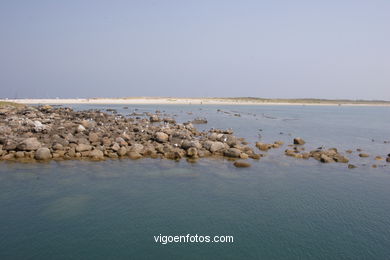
[17,137,42,151]
[35,148,51,160]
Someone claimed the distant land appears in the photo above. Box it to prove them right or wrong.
[1,97,390,106]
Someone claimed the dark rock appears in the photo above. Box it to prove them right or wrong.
[293,137,305,145]
[233,161,251,168]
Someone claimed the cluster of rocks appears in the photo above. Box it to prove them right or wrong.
[0,105,259,167]
[255,141,284,151]
[285,147,349,163]
[282,138,389,169]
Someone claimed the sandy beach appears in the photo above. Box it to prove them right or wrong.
[2,97,390,106]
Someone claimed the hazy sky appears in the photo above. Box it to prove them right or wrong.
[0,0,389,99]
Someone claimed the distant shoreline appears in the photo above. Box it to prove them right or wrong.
[2,97,390,106]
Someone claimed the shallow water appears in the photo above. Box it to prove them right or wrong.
[1,105,389,259]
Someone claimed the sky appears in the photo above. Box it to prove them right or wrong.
[0,0,389,100]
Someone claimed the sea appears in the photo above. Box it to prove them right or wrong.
[1,104,389,259]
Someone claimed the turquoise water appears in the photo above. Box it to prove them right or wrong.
[1,105,390,259]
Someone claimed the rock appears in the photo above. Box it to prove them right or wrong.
[128,151,142,159]
[250,154,261,160]
[89,150,104,160]
[81,119,95,129]
[348,164,357,169]
[333,155,349,163]
[346,150,353,154]
[2,153,15,160]
[386,157,390,163]
[17,137,41,151]
[233,161,251,168]
[224,148,242,158]
[35,148,51,160]
[293,137,305,145]
[117,146,127,156]
[163,118,176,124]
[52,143,64,150]
[88,133,100,143]
[209,141,225,153]
[75,144,92,152]
[240,153,249,159]
[33,121,46,132]
[111,143,120,151]
[274,140,284,145]
[150,115,161,122]
[15,151,25,158]
[129,143,144,153]
[191,118,208,124]
[359,153,369,158]
[285,149,297,157]
[77,124,86,133]
[155,132,169,143]
[255,142,271,151]
[320,154,333,163]
[187,147,198,157]
[375,156,383,160]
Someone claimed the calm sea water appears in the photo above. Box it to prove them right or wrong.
[1,105,389,259]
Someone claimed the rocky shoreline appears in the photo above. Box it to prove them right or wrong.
[0,105,389,168]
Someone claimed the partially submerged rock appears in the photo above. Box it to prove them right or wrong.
[233,161,251,168]
[293,137,305,145]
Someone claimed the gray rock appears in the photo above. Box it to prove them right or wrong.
[224,148,242,158]
[17,137,41,151]
[77,124,86,133]
[35,148,51,160]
